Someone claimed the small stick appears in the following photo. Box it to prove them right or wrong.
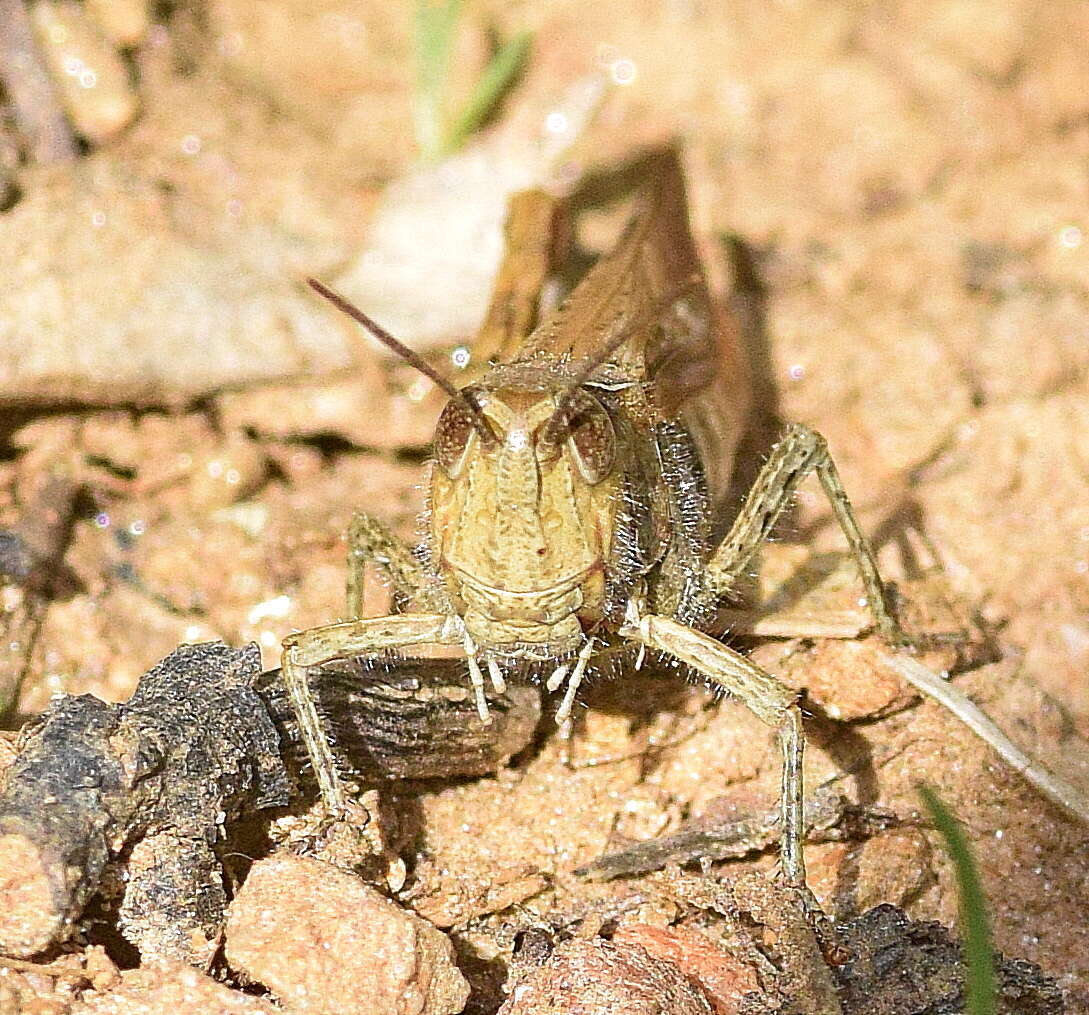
[880,651,1089,826]
[0,0,77,163]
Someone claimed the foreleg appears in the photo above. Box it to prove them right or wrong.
[621,608,808,889]
[281,613,462,811]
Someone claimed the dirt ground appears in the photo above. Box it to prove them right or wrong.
[1,1,1088,1012]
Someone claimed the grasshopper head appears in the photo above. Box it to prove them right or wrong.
[428,382,624,657]
[300,277,642,660]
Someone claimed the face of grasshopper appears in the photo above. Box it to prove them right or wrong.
[428,379,625,659]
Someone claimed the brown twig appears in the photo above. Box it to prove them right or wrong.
[0,0,77,163]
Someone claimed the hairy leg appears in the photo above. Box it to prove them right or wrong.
[620,606,809,889]
[708,423,905,645]
[281,613,461,811]
[345,512,439,620]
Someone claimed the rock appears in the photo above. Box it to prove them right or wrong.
[612,924,758,1015]
[408,865,549,930]
[225,853,470,1015]
[498,937,715,1015]
[74,962,278,1014]
[806,830,937,920]
[84,0,150,48]
[0,161,357,408]
[0,947,118,1013]
[31,1,139,144]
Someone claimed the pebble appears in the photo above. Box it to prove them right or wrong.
[225,853,470,1015]
[498,936,715,1015]
[75,961,278,1014]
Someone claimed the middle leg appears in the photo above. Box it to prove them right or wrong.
[708,423,906,645]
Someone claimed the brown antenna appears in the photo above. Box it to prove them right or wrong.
[307,278,495,447]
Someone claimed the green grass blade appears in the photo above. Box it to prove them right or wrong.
[438,30,532,157]
[414,0,464,158]
[919,785,997,1015]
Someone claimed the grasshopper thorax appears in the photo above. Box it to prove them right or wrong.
[428,377,625,659]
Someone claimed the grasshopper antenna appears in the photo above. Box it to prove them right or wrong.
[307,278,496,447]
[542,273,703,444]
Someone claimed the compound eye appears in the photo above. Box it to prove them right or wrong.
[564,393,616,485]
[433,398,477,478]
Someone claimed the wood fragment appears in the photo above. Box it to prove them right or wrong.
[578,786,896,881]
[259,654,541,783]
[0,642,288,959]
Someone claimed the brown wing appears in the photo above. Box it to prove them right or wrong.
[471,189,573,367]
[513,147,750,504]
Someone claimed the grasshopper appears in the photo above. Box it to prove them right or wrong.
[281,147,907,898]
